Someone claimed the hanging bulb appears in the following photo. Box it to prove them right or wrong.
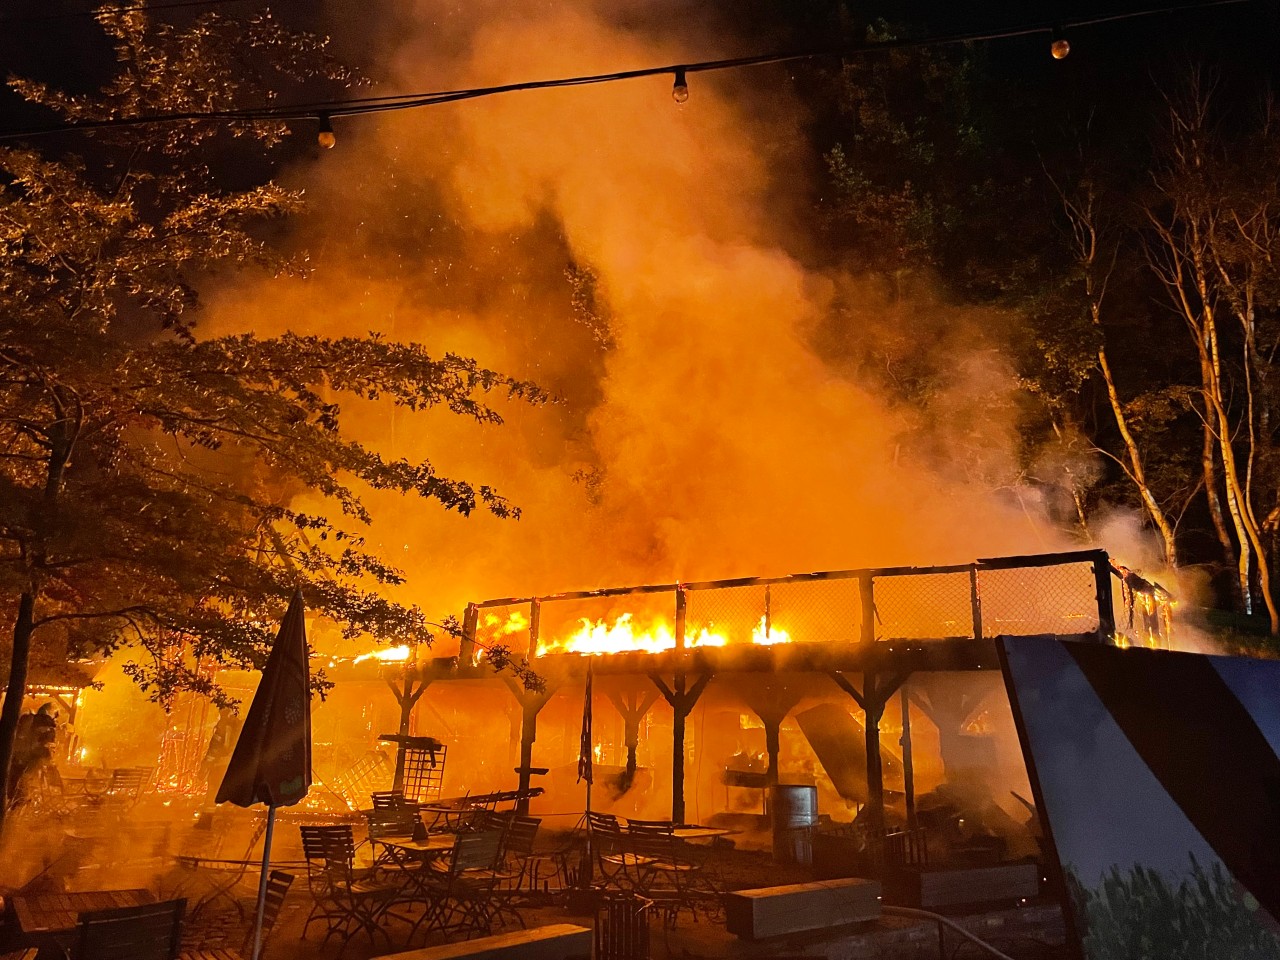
[672,67,689,104]
[1050,29,1071,60]
[317,113,336,149]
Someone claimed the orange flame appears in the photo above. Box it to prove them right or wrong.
[536,614,791,656]
[352,645,412,665]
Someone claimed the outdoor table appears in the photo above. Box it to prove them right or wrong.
[671,826,737,841]
[7,888,155,953]
[372,834,455,904]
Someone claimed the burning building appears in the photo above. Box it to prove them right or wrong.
[331,547,1173,873]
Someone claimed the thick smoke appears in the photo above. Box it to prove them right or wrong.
[204,2,1089,632]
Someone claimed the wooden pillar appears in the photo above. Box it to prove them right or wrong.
[387,677,432,793]
[503,679,557,814]
[650,672,712,825]
[900,683,915,831]
[607,689,660,782]
[763,717,781,787]
[738,680,803,791]
[830,670,909,841]
[460,603,479,663]
[863,671,885,834]
[858,573,876,643]
[969,566,983,639]
[1093,552,1116,640]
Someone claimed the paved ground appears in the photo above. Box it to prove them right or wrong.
[1,802,1068,960]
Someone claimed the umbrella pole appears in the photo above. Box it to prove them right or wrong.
[250,804,277,960]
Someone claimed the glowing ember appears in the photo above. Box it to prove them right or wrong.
[352,645,412,664]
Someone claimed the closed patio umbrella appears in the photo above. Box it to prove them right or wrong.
[216,587,311,960]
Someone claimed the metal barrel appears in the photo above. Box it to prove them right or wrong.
[771,783,818,864]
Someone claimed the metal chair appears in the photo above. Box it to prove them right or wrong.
[298,824,373,940]
[73,897,186,960]
[625,819,674,835]
[318,831,402,955]
[591,814,652,893]
[415,830,506,939]
[629,833,722,926]
[179,870,294,960]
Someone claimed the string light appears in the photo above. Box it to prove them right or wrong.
[672,67,689,103]
[1051,28,1071,59]
[317,113,336,149]
[0,0,1249,143]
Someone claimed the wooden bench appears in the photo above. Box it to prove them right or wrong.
[373,924,591,960]
[888,862,1040,908]
[725,878,881,940]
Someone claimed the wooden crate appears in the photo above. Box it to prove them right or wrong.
[725,878,881,940]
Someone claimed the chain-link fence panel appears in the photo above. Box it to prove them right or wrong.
[767,577,862,644]
[871,571,975,639]
[977,562,1098,637]
[684,583,766,647]
[472,602,533,662]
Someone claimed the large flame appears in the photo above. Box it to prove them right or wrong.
[536,613,790,656]
[352,645,412,665]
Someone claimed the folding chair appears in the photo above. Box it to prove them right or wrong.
[180,871,295,960]
[73,898,186,960]
[415,830,505,939]
[299,825,373,940]
[318,832,402,955]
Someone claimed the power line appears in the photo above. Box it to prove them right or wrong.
[0,0,1254,142]
[0,0,257,25]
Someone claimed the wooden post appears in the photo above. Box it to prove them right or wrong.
[503,678,557,814]
[674,586,687,652]
[650,672,712,825]
[1093,552,1116,641]
[460,603,479,663]
[900,683,916,831]
[858,574,876,643]
[607,689,660,783]
[738,680,804,791]
[864,670,885,835]
[528,599,541,660]
[969,566,983,639]
[386,677,432,793]
[672,674,688,820]
[763,716,781,787]
[829,670,909,846]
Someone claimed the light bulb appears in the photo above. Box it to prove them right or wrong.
[317,113,336,149]
[672,67,689,104]
[1051,33,1070,60]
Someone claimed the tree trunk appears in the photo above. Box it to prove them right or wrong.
[1098,346,1178,567]
[0,592,35,835]
[1203,422,1239,602]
